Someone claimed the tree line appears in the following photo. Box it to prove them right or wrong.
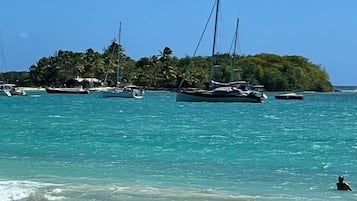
[1,41,333,92]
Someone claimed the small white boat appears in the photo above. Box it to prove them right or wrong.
[10,86,26,96]
[0,83,11,96]
[0,87,11,96]
[275,93,303,100]
[102,85,144,98]
[0,83,26,96]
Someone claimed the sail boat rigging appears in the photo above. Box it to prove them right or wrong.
[0,35,26,96]
[176,0,266,103]
[116,23,122,86]
[102,22,144,99]
[231,18,240,82]
[209,0,220,86]
[103,24,121,87]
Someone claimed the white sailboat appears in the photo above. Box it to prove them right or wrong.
[0,37,26,96]
[176,0,266,103]
[102,23,144,99]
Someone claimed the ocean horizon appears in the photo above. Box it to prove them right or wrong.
[0,91,356,200]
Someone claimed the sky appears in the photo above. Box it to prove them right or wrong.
[1,0,357,86]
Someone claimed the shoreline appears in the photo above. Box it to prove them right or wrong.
[21,87,177,92]
[22,87,46,91]
[19,86,354,93]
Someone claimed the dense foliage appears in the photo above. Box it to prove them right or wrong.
[0,71,30,86]
[2,42,333,91]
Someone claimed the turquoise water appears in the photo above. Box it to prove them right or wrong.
[0,91,357,200]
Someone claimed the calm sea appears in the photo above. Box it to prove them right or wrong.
[0,91,356,201]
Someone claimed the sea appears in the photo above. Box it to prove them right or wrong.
[0,90,357,201]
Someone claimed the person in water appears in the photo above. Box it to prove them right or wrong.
[336,176,352,191]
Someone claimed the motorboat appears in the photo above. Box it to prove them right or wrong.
[0,83,26,96]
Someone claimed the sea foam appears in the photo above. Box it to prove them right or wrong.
[0,180,60,201]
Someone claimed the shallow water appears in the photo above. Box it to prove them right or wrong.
[0,91,356,200]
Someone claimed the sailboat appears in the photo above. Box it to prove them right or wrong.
[102,23,144,99]
[176,0,266,103]
[0,37,26,96]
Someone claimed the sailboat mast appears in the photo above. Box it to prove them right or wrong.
[116,22,122,86]
[209,0,219,86]
[231,18,240,81]
[232,18,239,60]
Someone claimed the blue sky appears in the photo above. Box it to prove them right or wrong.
[1,0,357,85]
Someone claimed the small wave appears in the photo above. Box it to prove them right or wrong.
[109,184,264,200]
[47,115,61,118]
[0,180,61,201]
[30,95,41,98]
[0,179,313,200]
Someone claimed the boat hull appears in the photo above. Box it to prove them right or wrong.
[275,96,303,100]
[46,88,90,94]
[1,84,26,96]
[102,88,144,98]
[0,90,11,96]
[176,90,264,103]
[10,87,26,96]
[275,93,303,100]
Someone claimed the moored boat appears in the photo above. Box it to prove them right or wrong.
[0,83,26,96]
[45,87,90,94]
[176,0,266,103]
[0,91,11,96]
[0,84,11,96]
[102,85,144,98]
[9,85,26,96]
[101,23,145,99]
[176,87,263,102]
[275,93,303,100]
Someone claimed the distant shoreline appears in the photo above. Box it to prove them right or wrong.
[21,87,176,93]
[20,86,357,93]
